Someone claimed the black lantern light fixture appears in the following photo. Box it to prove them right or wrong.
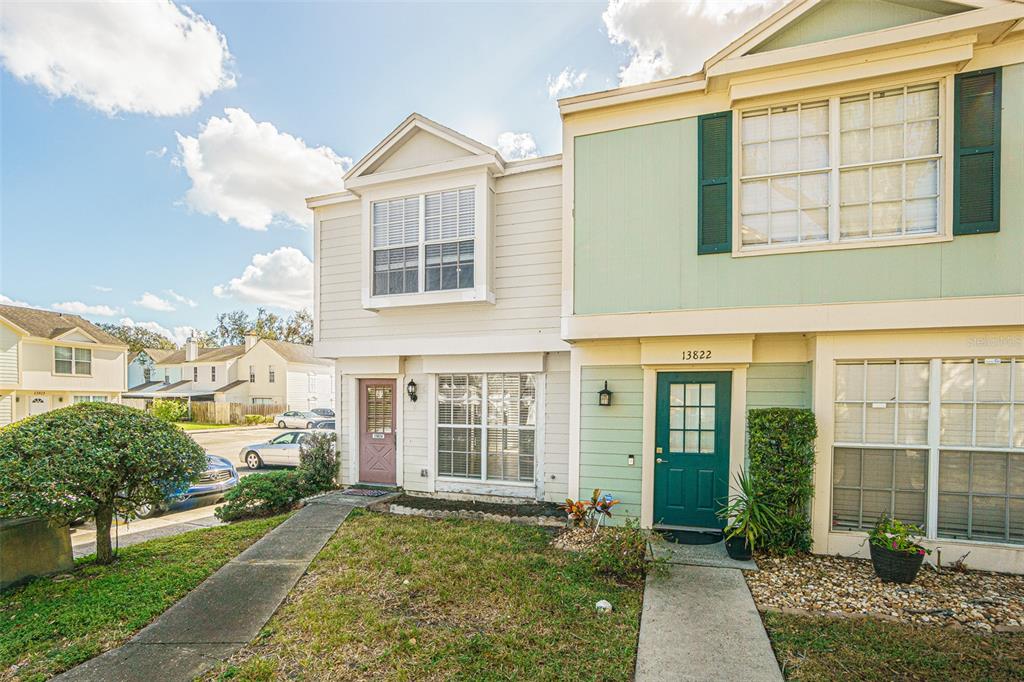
[598,380,613,407]
[406,379,418,402]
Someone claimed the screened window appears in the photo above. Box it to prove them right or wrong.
[193,367,198,382]
[269,366,276,383]
[54,346,91,375]
[437,373,536,483]
[740,81,942,250]
[249,365,256,383]
[144,368,152,382]
[371,188,475,297]
[211,366,216,382]
[73,395,108,403]
[831,357,1024,544]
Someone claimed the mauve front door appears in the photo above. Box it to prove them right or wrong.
[359,379,396,485]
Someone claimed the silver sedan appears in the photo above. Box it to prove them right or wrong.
[272,411,321,429]
[238,431,310,469]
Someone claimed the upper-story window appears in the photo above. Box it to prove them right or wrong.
[269,365,276,383]
[211,366,217,382]
[372,188,475,296]
[249,365,256,383]
[54,346,91,375]
[740,81,941,250]
[193,367,199,382]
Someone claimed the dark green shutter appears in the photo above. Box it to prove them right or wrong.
[954,68,1001,235]
[697,111,732,254]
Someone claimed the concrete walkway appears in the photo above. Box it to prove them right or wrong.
[55,492,391,682]
[635,563,782,681]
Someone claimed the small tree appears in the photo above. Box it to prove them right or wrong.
[151,398,188,423]
[299,431,338,493]
[0,403,206,564]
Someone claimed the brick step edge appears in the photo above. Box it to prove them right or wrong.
[378,503,565,528]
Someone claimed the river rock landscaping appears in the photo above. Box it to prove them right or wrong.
[746,553,1024,631]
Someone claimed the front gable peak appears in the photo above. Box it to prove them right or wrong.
[344,113,504,190]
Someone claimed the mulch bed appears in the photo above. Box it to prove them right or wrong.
[383,493,564,518]
[746,553,1024,632]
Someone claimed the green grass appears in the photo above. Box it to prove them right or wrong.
[175,422,238,431]
[763,611,1024,681]
[212,511,644,681]
[0,515,288,681]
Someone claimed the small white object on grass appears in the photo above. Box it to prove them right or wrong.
[596,599,613,613]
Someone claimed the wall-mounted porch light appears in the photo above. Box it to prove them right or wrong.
[406,379,418,402]
[598,381,613,407]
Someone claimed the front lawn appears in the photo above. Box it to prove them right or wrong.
[212,511,644,680]
[0,514,288,681]
[763,611,1024,681]
[175,422,237,431]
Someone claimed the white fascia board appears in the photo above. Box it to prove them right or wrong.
[344,154,503,191]
[558,78,707,116]
[306,190,358,208]
[315,334,570,359]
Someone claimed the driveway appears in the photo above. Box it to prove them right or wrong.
[71,427,291,558]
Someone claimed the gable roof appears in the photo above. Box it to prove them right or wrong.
[0,304,124,346]
[154,345,246,366]
[343,113,505,189]
[129,347,177,364]
[260,339,332,366]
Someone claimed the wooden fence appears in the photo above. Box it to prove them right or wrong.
[189,401,285,425]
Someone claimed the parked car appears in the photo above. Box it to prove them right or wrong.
[240,430,312,469]
[311,408,335,418]
[273,410,321,429]
[311,419,335,431]
[136,454,239,519]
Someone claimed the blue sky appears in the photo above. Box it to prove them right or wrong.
[0,0,779,344]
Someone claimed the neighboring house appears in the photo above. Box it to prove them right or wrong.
[124,335,333,411]
[0,304,128,426]
[126,348,180,389]
[311,0,1024,573]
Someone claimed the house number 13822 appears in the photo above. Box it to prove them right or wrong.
[683,350,712,360]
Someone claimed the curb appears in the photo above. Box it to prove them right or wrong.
[182,425,277,435]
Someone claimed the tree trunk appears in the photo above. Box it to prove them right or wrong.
[94,503,115,564]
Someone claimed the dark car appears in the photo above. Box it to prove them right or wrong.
[311,408,335,418]
[136,454,239,519]
[311,419,335,431]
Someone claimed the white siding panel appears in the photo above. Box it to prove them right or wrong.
[402,371,429,492]
[0,326,17,385]
[286,371,309,411]
[544,355,570,502]
[0,394,12,426]
[317,168,562,342]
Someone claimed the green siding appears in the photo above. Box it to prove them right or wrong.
[746,363,813,409]
[573,63,1024,316]
[750,0,967,54]
[579,366,643,523]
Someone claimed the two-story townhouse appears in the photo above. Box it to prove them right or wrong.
[559,0,1024,572]
[126,348,180,389]
[125,335,333,411]
[0,304,128,426]
[309,114,570,497]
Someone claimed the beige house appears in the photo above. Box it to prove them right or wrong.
[125,335,334,411]
[0,304,128,426]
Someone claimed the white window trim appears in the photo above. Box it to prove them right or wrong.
[732,75,956,257]
[831,357,1024,546]
[360,170,495,310]
[53,345,92,377]
[434,372,540,486]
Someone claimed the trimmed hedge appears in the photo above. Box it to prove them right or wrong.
[748,407,817,554]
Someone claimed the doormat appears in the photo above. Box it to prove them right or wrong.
[340,488,390,497]
[659,529,723,545]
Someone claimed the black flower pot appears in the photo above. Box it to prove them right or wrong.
[725,535,752,561]
[870,542,925,583]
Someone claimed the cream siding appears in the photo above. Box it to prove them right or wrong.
[0,394,12,426]
[402,368,430,493]
[20,340,124,393]
[543,355,571,502]
[0,326,18,386]
[317,167,562,342]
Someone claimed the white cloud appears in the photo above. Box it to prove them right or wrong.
[52,301,120,316]
[146,146,168,159]
[134,292,176,312]
[213,247,313,311]
[119,317,191,346]
[0,0,234,116]
[602,0,784,86]
[176,108,351,230]
[165,289,198,308]
[547,67,588,99]
[496,132,539,161]
[92,285,113,292]
[0,293,31,307]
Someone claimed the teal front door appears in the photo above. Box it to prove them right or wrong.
[654,372,731,529]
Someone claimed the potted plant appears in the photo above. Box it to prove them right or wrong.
[868,514,931,583]
[716,470,780,561]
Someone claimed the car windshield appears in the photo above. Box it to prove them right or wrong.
[271,434,295,444]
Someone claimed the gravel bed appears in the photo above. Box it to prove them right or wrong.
[746,553,1024,632]
[552,527,603,552]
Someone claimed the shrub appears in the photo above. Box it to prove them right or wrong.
[590,519,651,585]
[747,407,817,554]
[0,403,206,563]
[245,414,266,425]
[215,471,305,522]
[561,489,619,529]
[151,398,188,423]
[299,431,337,494]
